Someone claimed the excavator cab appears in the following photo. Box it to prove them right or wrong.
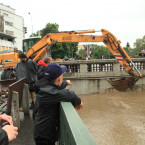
[23,36,41,52]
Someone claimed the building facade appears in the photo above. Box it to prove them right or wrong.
[0,3,24,52]
[78,44,92,60]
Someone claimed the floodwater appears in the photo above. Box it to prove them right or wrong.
[78,91,145,145]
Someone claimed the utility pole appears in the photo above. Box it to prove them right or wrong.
[71,47,74,58]
[28,12,33,34]
[86,45,89,60]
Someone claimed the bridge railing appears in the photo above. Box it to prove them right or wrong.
[59,102,97,145]
[56,58,145,77]
[87,62,113,72]
[120,60,145,71]
[0,78,30,129]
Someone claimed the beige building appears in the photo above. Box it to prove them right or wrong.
[0,3,24,53]
[77,44,85,52]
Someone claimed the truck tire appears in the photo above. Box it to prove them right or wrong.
[1,71,6,80]
[4,70,15,80]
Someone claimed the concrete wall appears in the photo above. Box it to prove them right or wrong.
[65,77,145,95]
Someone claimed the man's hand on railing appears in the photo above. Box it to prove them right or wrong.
[2,125,18,142]
[0,114,18,142]
[75,102,84,110]
[0,114,13,125]
[66,80,72,85]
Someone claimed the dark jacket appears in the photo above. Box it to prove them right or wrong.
[37,60,47,80]
[37,65,45,80]
[34,78,81,143]
[33,79,68,120]
[15,59,38,84]
[0,127,8,145]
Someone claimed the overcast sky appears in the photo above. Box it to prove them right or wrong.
[1,0,145,47]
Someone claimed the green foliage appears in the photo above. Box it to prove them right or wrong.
[77,49,85,59]
[30,22,78,59]
[31,23,59,37]
[123,36,145,58]
[51,42,78,59]
[123,42,133,57]
[30,32,39,37]
[91,45,114,59]
[133,36,145,57]
[50,43,64,59]
[41,23,59,36]
[126,42,130,48]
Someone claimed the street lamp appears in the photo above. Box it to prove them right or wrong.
[71,47,74,58]
[28,12,33,34]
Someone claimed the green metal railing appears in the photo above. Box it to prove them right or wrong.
[59,102,97,145]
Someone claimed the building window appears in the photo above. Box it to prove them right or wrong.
[6,30,14,36]
[5,21,13,26]
[0,36,4,40]
[3,13,8,16]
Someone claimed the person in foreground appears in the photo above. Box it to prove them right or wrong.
[34,63,84,145]
[0,114,18,145]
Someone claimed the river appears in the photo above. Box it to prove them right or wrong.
[78,91,145,145]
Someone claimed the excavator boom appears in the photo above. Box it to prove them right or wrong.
[1,28,141,90]
[27,29,142,80]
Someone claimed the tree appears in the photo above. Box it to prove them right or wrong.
[51,42,78,59]
[133,36,145,57]
[123,42,133,57]
[31,23,78,59]
[91,45,114,59]
[41,23,59,36]
[126,42,130,48]
[30,23,59,37]
[76,48,85,59]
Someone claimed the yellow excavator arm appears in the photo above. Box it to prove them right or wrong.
[27,29,142,81]
[101,29,142,78]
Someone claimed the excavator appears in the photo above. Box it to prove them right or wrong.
[0,29,142,91]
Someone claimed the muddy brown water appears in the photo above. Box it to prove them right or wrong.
[78,91,145,145]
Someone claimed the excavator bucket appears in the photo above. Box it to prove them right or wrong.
[108,77,137,91]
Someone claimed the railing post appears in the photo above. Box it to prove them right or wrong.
[22,83,30,115]
[80,64,88,73]
[11,91,20,129]
[113,62,120,76]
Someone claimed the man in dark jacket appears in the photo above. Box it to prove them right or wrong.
[15,52,38,109]
[37,56,53,80]
[0,114,18,145]
[34,63,83,145]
